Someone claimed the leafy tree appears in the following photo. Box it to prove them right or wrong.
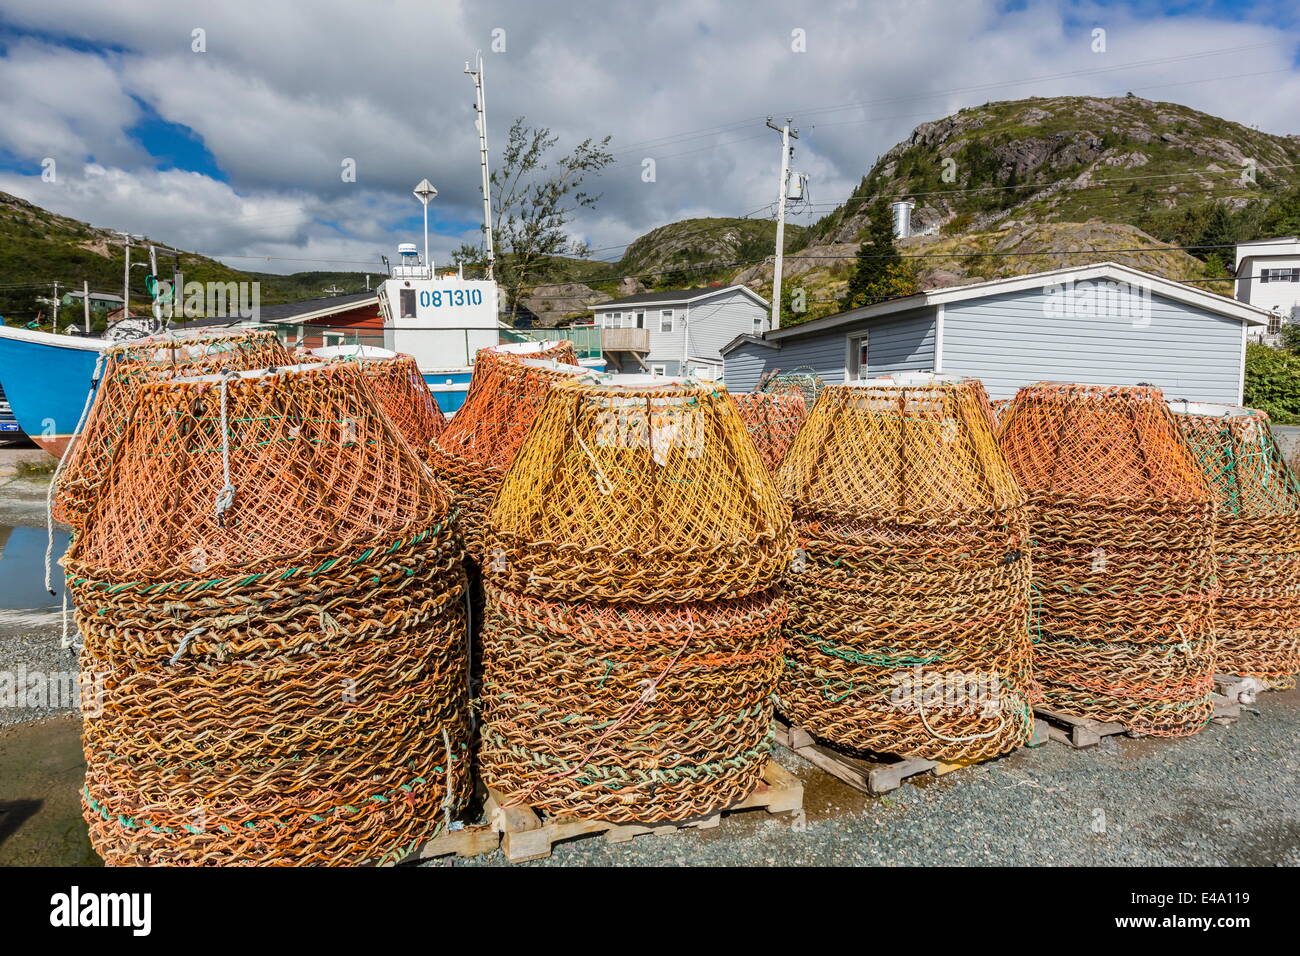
[454,118,612,317]
[1244,342,1300,425]
[839,201,919,310]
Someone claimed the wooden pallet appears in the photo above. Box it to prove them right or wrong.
[773,716,1049,795]
[484,760,804,864]
[399,820,501,864]
[1035,691,1241,749]
[1214,673,1266,706]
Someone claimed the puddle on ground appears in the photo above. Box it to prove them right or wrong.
[0,524,69,611]
[0,716,98,866]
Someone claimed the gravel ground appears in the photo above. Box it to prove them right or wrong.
[2,473,1297,867]
[435,695,1300,867]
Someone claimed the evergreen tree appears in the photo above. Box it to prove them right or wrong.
[840,200,902,311]
[1195,202,1234,261]
[839,201,921,311]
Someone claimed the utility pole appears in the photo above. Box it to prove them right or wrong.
[52,281,60,327]
[465,52,496,281]
[83,280,91,334]
[765,117,798,330]
[116,232,143,316]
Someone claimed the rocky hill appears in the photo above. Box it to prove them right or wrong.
[803,95,1300,247]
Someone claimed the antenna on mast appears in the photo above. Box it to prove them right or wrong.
[465,51,496,282]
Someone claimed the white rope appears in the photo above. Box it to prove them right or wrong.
[441,726,454,832]
[45,352,107,596]
[214,370,239,526]
[914,679,1010,744]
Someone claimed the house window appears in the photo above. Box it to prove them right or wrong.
[635,310,645,329]
[1262,268,1299,283]
[399,288,417,318]
[660,309,675,332]
[650,364,667,376]
[1269,312,1283,335]
[753,314,764,333]
[848,333,869,380]
[605,311,621,328]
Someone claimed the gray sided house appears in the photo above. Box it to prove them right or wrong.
[592,285,770,379]
[722,263,1270,405]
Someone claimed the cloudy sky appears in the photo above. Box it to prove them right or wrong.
[1,0,1298,277]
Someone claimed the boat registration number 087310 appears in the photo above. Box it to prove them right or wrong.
[419,289,484,308]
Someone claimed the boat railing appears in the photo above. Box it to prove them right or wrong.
[268,322,604,360]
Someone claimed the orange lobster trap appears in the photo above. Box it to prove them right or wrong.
[775,375,1035,761]
[426,341,585,559]
[1169,400,1300,689]
[999,383,1217,736]
[478,375,792,823]
[732,390,809,472]
[64,361,470,866]
[299,344,447,452]
[53,329,289,529]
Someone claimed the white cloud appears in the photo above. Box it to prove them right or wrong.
[0,0,1297,277]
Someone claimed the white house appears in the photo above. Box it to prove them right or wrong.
[1234,236,1300,341]
[591,285,769,379]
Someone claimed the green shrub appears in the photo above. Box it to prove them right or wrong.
[1244,342,1300,424]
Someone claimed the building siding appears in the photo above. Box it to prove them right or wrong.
[940,286,1244,403]
[595,289,767,372]
[722,307,935,392]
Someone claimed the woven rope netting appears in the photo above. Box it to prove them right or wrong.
[427,341,582,559]
[1170,401,1300,689]
[775,377,1035,761]
[64,362,470,865]
[999,383,1217,736]
[732,390,809,472]
[761,367,825,409]
[478,376,792,822]
[53,329,289,529]
[486,378,793,603]
[302,346,447,451]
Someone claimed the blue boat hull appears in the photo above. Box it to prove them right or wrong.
[0,327,105,457]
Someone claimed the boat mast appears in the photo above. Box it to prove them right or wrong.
[465,52,495,282]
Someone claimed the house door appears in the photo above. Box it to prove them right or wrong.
[848,332,869,380]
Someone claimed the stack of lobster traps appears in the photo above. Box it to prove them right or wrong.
[1169,400,1300,690]
[477,375,793,824]
[998,383,1218,737]
[64,356,470,865]
[776,375,1036,764]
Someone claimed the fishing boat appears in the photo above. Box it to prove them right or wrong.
[0,326,107,456]
[371,244,602,414]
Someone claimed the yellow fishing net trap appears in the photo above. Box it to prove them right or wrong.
[999,383,1217,736]
[775,375,1035,761]
[300,344,447,451]
[53,329,289,529]
[427,341,584,559]
[478,375,793,822]
[1169,401,1300,689]
[64,361,470,865]
[732,390,809,472]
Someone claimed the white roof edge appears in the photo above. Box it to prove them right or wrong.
[594,285,769,310]
[768,261,1270,337]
